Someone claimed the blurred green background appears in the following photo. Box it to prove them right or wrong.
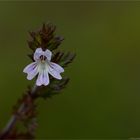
[0,1,140,139]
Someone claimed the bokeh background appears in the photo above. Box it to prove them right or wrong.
[0,1,140,139]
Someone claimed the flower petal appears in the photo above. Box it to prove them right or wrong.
[48,66,62,80]
[36,73,43,86]
[43,70,49,86]
[26,65,38,80]
[36,70,49,86]
[23,62,37,74]
[50,62,64,73]
[34,48,44,61]
[44,49,52,61]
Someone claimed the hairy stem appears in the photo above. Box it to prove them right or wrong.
[0,84,38,139]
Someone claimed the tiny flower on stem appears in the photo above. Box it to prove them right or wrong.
[23,48,64,86]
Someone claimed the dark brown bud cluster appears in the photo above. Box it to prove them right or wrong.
[28,23,63,59]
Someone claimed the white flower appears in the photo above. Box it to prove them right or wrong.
[23,48,64,86]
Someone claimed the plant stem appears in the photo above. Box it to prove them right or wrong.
[0,84,38,139]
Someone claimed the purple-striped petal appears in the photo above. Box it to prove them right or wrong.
[23,62,37,74]
[44,49,52,61]
[34,48,44,61]
[36,70,49,86]
[43,70,49,86]
[26,65,38,80]
[48,66,62,80]
[50,62,64,73]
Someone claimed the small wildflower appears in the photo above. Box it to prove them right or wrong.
[23,48,64,86]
